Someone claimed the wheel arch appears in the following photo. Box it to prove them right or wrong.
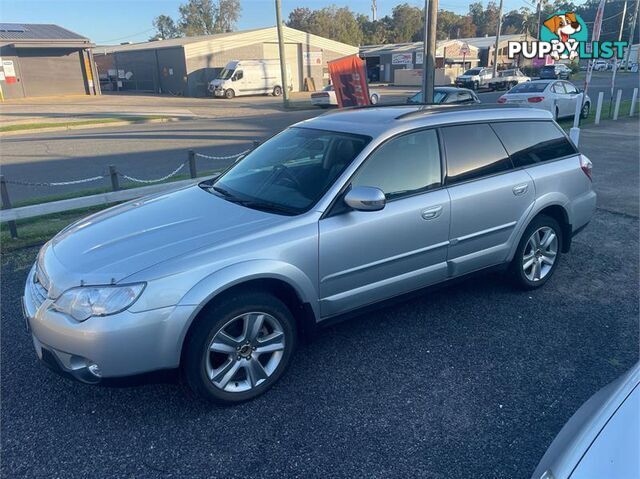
[508,201,572,262]
[178,262,319,364]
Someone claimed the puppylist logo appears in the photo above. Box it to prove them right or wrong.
[508,11,628,61]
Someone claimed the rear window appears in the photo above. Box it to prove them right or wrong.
[510,82,549,93]
[491,121,577,167]
[441,124,511,185]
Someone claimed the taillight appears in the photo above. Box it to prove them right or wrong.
[580,155,593,181]
[527,96,545,103]
[497,96,506,104]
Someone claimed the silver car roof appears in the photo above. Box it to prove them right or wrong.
[294,105,553,138]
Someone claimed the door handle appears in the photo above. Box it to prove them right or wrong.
[512,184,529,196]
[421,205,443,220]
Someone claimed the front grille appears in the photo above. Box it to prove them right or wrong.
[30,265,49,310]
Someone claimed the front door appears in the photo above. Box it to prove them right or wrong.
[318,129,450,317]
[440,123,535,276]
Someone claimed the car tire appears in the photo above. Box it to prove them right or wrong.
[370,93,379,105]
[509,215,562,290]
[183,291,297,404]
[473,81,479,90]
[224,89,235,99]
[581,102,590,119]
[273,85,283,96]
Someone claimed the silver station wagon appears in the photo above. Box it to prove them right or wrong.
[23,105,596,404]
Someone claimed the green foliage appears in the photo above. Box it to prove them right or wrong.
[152,0,241,39]
[286,6,362,46]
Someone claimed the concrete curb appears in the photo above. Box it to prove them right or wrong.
[0,116,192,137]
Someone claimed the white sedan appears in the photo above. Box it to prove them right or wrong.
[498,80,591,120]
[310,84,380,108]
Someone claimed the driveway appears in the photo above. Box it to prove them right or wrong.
[1,119,637,478]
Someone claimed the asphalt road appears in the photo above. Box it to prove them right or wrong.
[1,119,638,478]
[2,71,637,203]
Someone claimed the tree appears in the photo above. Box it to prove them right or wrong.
[215,0,241,32]
[287,7,313,32]
[178,0,216,36]
[390,3,423,42]
[151,14,181,40]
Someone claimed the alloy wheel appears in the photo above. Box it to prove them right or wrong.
[522,226,558,282]
[205,312,285,393]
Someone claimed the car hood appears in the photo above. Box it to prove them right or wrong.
[457,75,477,80]
[49,185,287,285]
[210,79,226,86]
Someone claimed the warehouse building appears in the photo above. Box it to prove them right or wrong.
[94,26,358,97]
[0,23,99,99]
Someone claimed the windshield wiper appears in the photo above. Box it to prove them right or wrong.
[236,200,297,215]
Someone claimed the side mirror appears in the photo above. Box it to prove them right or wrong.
[344,186,386,212]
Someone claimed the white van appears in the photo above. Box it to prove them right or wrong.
[208,60,293,99]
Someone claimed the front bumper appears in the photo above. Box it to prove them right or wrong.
[23,265,194,383]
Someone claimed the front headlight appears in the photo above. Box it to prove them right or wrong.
[51,283,145,322]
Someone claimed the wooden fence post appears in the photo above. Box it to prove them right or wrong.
[188,150,197,178]
[109,165,120,191]
[0,175,18,238]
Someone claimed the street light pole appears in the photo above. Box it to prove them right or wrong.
[424,0,438,103]
[492,0,504,77]
[275,0,290,106]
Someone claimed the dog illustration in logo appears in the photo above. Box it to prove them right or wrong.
[544,12,582,60]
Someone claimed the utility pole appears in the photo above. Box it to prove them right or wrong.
[492,0,504,77]
[610,0,628,115]
[372,0,377,21]
[536,0,542,39]
[623,0,639,70]
[423,0,438,103]
[275,0,290,105]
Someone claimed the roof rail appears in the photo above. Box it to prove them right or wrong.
[394,103,525,120]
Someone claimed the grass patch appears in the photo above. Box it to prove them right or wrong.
[1,206,108,253]
[0,115,171,133]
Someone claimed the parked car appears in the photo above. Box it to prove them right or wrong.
[532,362,639,479]
[487,68,531,90]
[498,80,591,120]
[208,59,292,99]
[23,105,595,404]
[591,59,609,72]
[406,86,480,105]
[310,84,380,108]
[455,67,493,90]
[539,63,573,80]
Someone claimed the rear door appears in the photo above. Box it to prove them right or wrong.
[551,81,570,117]
[442,123,535,276]
[318,129,450,317]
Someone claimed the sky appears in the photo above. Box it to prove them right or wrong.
[1,0,566,44]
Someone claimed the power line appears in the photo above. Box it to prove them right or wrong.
[96,28,155,44]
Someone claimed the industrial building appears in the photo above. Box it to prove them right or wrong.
[0,23,99,99]
[360,39,480,85]
[94,26,358,97]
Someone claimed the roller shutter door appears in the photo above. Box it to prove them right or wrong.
[18,48,87,97]
[263,43,302,92]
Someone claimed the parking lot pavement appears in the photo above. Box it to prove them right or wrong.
[2,121,638,478]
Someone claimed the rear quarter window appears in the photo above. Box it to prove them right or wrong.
[441,123,511,185]
[491,121,577,167]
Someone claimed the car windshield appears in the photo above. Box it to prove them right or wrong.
[218,68,234,80]
[409,90,447,103]
[323,85,334,92]
[208,128,370,215]
[464,68,482,75]
[541,66,555,71]
[510,82,549,93]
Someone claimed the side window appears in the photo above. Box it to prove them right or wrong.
[491,121,578,167]
[234,70,243,81]
[351,129,441,199]
[552,82,566,93]
[457,92,472,102]
[441,123,511,185]
[563,82,578,94]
